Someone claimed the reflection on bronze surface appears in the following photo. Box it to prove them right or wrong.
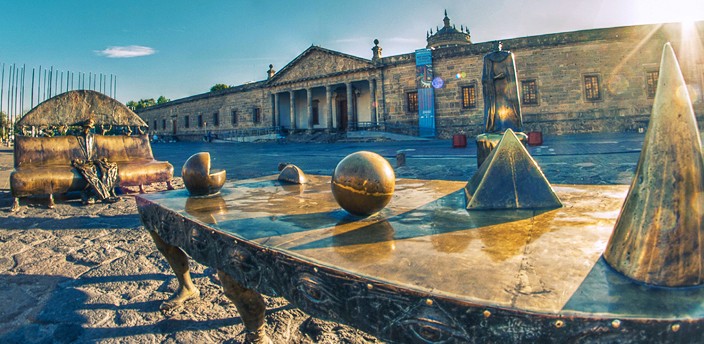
[331,151,395,216]
[182,152,226,197]
[185,195,227,224]
[478,210,556,262]
[604,43,704,287]
[278,164,307,184]
[332,220,395,263]
[466,129,561,210]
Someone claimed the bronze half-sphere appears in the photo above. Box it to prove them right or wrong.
[331,151,395,216]
[182,152,226,197]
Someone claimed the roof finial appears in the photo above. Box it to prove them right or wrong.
[443,10,450,28]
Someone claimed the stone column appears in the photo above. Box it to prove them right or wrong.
[369,79,377,126]
[346,82,353,130]
[289,91,296,130]
[307,88,313,131]
[325,86,333,131]
[273,93,280,128]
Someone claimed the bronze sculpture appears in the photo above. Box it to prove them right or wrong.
[331,151,395,216]
[603,43,704,287]
[482,42,522,133]
[182,152,226,197]
[476,43,528,167]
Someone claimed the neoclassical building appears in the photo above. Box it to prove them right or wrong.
[138,12,704,140]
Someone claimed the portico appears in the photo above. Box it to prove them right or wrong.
[266,46,379,132]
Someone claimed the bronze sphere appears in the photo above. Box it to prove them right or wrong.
[182,152,226,197]
[331,151,395,216]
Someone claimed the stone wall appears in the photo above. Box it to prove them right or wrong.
[138,21,704,140]
[380,21,704,138]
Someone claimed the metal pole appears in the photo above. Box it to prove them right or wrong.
[20,65,25,118]
[30,68,35,108]
[48,66,53,98]
[1,63,4,115]
[60,71,63,94]
[54,69,58,96]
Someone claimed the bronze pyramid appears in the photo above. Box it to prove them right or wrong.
[603,43,704,287]
[464,129,562,210]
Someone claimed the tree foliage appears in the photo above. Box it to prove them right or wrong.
[210,84,230,92]
[126,96,168,111]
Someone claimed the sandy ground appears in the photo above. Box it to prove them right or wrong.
[0,147,381,344]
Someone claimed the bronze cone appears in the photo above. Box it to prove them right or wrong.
[603,43,704,287]
[464,129,561,210]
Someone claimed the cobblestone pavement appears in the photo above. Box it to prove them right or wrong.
[0,132,649,343]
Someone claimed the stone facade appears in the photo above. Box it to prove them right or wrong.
[138,15,704,140]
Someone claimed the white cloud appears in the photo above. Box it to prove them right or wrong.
[95,45,156,58]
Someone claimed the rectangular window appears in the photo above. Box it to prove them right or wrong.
[521,79,538,105]
[198,114,203,128]
[184,115,190,128]
[584,75,601,101]
[461,85,477,108]
[253,107,261,124]
[213,112,220,126]
[231,110,238,125]
[312,100,320,125]
[153,120,157,130]
[407,91,418,112]
[646,70,659,98]
[162,119,166,130]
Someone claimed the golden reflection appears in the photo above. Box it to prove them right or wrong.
[477,210,557,262]
[185,195,227,224]
[332,220,396,264]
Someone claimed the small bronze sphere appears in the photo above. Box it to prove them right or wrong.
[182,152,226,197]
[331,151,395,216]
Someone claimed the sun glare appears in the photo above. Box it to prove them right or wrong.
[633,0,704,24]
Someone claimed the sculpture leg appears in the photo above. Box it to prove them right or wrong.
[48,194,55,209]
[147,230,200,311]
[139,184,146,194]
[10,197,20,212]
[217,269,270,344]
[166,180,175,190]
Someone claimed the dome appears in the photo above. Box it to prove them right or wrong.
[426,10,472,49]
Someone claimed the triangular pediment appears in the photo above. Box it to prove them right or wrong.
[270,46,374,84]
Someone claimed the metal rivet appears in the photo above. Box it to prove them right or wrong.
[611,320,621,329]
[483,310,491,318]
[671,323,680,332]
[425,299,433,306]
[367,284,373,290]
[313,267,318,273]
[554,320,564,328]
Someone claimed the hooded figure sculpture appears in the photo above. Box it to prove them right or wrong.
[482,43,522,133]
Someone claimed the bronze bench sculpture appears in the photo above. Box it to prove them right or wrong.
[10,90,173,211]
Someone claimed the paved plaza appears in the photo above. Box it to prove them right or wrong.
[0,132,649,343]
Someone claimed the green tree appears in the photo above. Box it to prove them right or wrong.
[125,98,157,111]
[210,84,230,92]
[157,96,170,104]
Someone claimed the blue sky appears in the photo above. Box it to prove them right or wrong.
[1,0,702,107]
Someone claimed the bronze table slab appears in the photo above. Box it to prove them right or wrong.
[136,176,704,343]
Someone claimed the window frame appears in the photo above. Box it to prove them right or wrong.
[231,109,238,126]
[407,91,418,112]
[252,107,261,124]
[646,70,659,99]
[583,74,602,101]
[521,79,539,106]
[213,112,220,127]
[184,115,190,128]
[461,84,477,109]
[197,114,204,128]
